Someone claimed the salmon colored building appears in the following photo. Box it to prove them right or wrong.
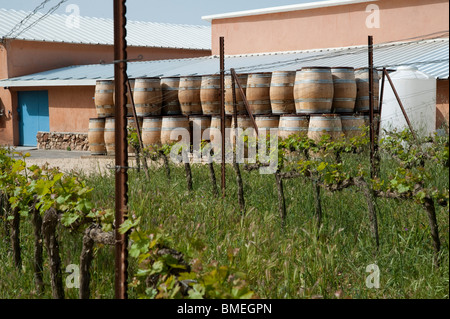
[0,8,211,147]
[203,0,449,129]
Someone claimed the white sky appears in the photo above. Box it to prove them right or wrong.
[0,0,323,25]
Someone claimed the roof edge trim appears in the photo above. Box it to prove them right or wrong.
[202,0,377,22]
[0,79,97,87]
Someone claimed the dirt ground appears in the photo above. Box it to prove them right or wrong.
[24,157,117,176]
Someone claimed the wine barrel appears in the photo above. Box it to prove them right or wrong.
[142,117,162,148]
[95,80,115,118]
[160,116,190,145]
[190,115,212,142]
[225,73,248,115]
[230,116,258,142]
[200,75,221,115]
[88,118,107,155]
[308,114,343,142]
[125,79,136,116]
[355,68,380,113]
[161,77,181,115]
[254,115,279,136]
[341,114,366,139]
[270,71,296,114]
[278,115,309,139]
[178,76,202,115]
[331,67,357,113]
[133,78,162,117]
[210,115,232,131]
[210,115,232,143]
[246,72,272,115]
[104,117,115,155]
[113,79,136,116]
[294,67,334,114]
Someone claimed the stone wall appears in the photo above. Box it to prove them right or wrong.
[37,132,89,151]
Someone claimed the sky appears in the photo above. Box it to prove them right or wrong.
[0,0,323,25]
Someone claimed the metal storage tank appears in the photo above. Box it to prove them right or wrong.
[380,66,437,137]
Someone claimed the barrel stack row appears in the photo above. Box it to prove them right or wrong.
[88,113,374,156]
[89,67,380,155]
[94,67,379,118]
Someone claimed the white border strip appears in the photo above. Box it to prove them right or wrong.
[0,79,97,87]
[202,0,377,22]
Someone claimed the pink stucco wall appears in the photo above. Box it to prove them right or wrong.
[210,0,449,55]
[4,39,210,78]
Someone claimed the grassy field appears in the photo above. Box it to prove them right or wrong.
[1,151,448,299]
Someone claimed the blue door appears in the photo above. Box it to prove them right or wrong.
[18,91,50,146]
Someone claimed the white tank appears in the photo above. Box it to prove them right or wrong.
[380,66,437,137]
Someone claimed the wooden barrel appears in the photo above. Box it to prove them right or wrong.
[142,117,162,148]
[230,116,258,144]
[200,75,221,115]
[254,115,279,136]
[114,80,136,116]
[225,73,248,115]
[341,114,366,139]
[246,72,272,115]
[160,116,190,145]
[178,76,202,115]
[331,67,357,113]
[308,114,343,142]
[125,79,136,116]
[278,115,310,139]
[190,115,212,142]
[294,67,334,114]
[270,71,296,114]
[210,116,232,147]
[355,68,380,113]
[161,77,181,115]
[133,78,162,117]
[95,80,115,118]
[88,118,107,155]
[104,117,115,155]
[211,115,232,131]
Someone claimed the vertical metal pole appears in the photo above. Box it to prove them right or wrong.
[114,0,128,300]
[220,37,226,197]
[231,70,238,165]
[377,67,386,136]
[232,73,238,141]
[368,36,375,178]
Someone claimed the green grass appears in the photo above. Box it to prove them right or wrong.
[0,155,448,299]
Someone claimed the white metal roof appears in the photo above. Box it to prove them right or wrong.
[202,0,377,22]
[0,8,211,50]
[1,38,448,87]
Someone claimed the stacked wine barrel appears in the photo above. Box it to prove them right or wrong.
[89,67,380,155]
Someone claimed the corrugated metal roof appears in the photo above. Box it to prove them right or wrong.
[0,8,211,50]
[1,38,448,87]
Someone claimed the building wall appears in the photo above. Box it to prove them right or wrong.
[3,39,211,79]
[48,86,97,133]
[210,0,449,55]
[436,79,449,129]
[0,86,97,146]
